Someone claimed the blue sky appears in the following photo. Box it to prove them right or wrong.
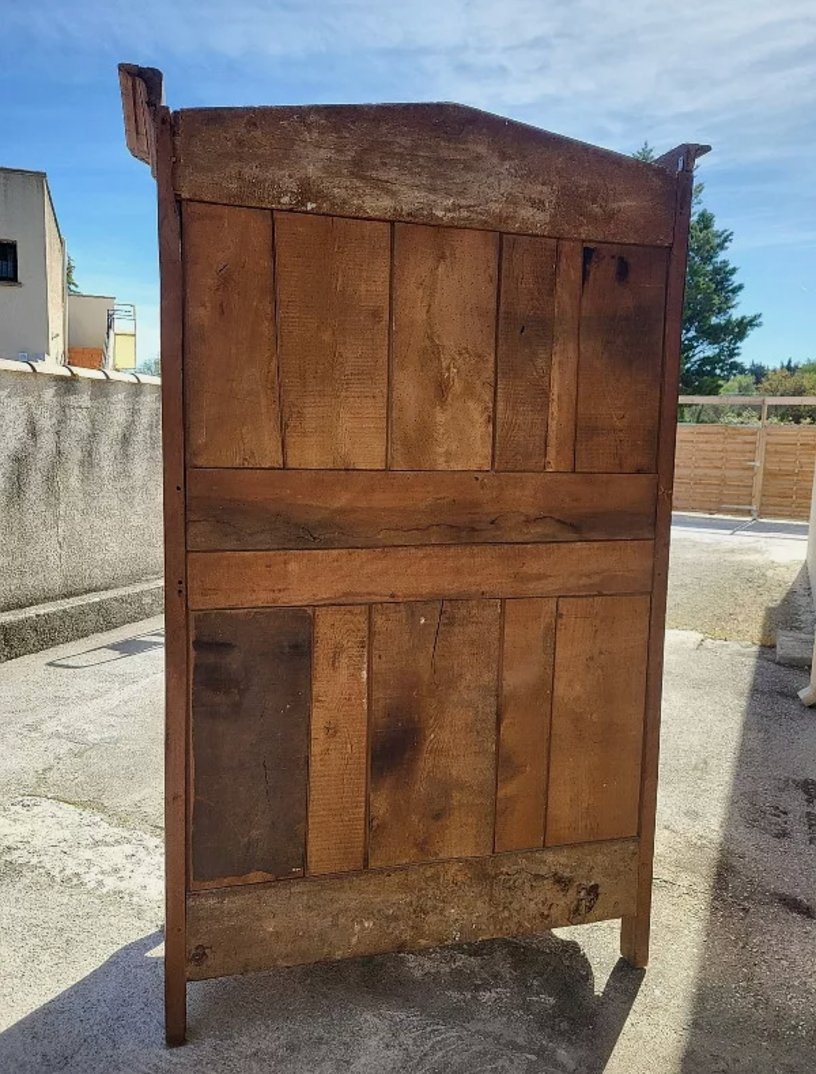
[2,1,814,368]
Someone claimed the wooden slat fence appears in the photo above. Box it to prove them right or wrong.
[674,396,816,520]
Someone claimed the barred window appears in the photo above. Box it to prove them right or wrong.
[0,241,18,282]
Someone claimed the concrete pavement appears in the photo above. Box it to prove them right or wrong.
[1,524,816,1072]
[668,513,813,645]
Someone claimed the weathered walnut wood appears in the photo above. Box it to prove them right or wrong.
[174,104,676,245]
[190,609,311,886]
[369,600,500,867]
[186,470,657,550]
[545,595,651,846]
[275,212,390,468]
[121,63,697,1037]
[187,540,655,609]
[545,241,583,472]
[575,244,668,473]
[307,606,369,876]
[495,599,556,852]
[494,235,557,470]
[186,837,640,980]
[152,103,187,1047]
[621,154,703,969]
[183,201,283,468]
[390,223,498,470]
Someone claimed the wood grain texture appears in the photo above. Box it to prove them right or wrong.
[494,235,557,470]
[575,244,668,473]
[174,104,676,245]
[187,540,654,609]
[154,106,188,1046]
[183,201,282,467]
[275,212,390,468]
[186,837,640,980]
[495,599,556,852]
[368,600,500,866]
[621,163,694,969]
[545,241,582,472]
[186,469,658,550]
[190,609,311,885]
[307,606,369,876]
[390,223,498,470]
[545,595,651,846]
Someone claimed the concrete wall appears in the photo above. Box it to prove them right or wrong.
[0,361,162,612]
[0,169,50,361]
[44,182,66,363]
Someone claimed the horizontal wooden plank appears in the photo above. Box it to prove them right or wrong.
[173,104,676,245]
[679,395,816,406]
[186,470,657,550]
[187,540,655,609]
[186,837,639,980]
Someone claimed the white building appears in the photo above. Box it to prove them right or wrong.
[0,166,137,370]
[0,167,66,364]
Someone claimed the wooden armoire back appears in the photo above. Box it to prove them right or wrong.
[120,64,706,1044]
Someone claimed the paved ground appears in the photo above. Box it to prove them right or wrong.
[668,513,813,645]
[1,518,815,1072]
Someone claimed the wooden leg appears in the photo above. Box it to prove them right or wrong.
[165,967,187,1046]
[620,901,651,969]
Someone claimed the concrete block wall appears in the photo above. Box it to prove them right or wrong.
[0,359,163,614]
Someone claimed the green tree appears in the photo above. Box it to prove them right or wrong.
[719,373,757,395]
[633,143,761,394]
[135,355,161,377]
[746,361,769,385]
[66,254,79,294]
[758,366,816,396]
[752,364,816,423]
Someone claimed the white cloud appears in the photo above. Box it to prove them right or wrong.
[9,1,815,170]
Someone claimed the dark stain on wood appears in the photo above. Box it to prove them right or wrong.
[575,244,668,473]
[370,708,422,782]
[582,245,596,286]
[368,600,500,866]
[615,255,630,284]
[191,607,311,885]
[570,882,601,922]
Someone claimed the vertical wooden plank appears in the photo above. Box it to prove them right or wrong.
[190,608,311,885]
[621,162,696,969]
[545,240,582,472]
[307,606,369,875]
[184,201,282,467]
[390,223,498,470]
[154,106,188,1047]
[494,235,557,470]
[275,212,391,468]
[545,594,650,846]
[575,243,668,473]
[494,599,556,852]
[369,599,500,866]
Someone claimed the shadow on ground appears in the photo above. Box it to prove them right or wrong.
[0,931,643,1074]
[678,592,816,1072]
[46,628,165,669]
